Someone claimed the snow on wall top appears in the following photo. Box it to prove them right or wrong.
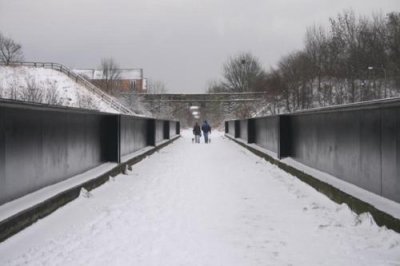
[0,66,120,113]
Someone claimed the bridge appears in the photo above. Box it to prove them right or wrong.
[134,92,270,103]
[119,92,274,123]
[0,95,400,264]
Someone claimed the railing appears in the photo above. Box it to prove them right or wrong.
[0,61,135,115]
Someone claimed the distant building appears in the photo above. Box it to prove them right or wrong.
[73,68,147,93]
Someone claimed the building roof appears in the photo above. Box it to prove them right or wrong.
[73,69,143,80]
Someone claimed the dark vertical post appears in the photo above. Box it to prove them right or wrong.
[146,119,156,146]
[248,118,255,144]
[381,108,400,201]
[278,115,291,159]
[116,115,121,163]
[101,114,120,163]
[225,121,229,134]
[163,121,170,139]
[234,120,241,138]
[176,121,180,135]
[0,108,4,189]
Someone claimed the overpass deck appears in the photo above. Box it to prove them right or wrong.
[0,130,399,265]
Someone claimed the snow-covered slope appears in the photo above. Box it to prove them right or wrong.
[0,66,119,113]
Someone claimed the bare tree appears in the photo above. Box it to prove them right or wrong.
[45,80,64,105]
[0,32,24,65]
[222,52,265,92]
[147,79,167,94]
[94,58,121,94]
[387,12,400,91]
[305,24,329,103]
[7,78,19,100]
[21,77,43,103]
[207,80,227,93]
[116,91,152,116]
[262,69,286,114]
[75,91,96,110]
[219,53,267,118]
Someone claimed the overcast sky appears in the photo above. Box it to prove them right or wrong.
[0,0,398,93]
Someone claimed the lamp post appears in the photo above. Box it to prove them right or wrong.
[241,59,246,92]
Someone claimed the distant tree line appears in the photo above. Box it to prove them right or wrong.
[208,10,400,119]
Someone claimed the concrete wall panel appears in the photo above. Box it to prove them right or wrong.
[228,121,235,136]
[290,109,383,196]
[381,108,400,202]
[239,120,248,142]
[0,106,117,204]
[120,116,147,157]
[254,116,279,153]
[155,120,164,144]
[169,121,177,137]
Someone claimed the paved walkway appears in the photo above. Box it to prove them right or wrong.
[0,130,399,265]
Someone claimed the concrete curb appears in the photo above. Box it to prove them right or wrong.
[226,134,400,234]
[0,136,180,243]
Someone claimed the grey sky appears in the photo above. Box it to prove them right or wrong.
[0,0,398,93]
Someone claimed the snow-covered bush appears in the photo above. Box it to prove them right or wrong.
[76,91,96,110]
[20,77,43,103]
[44,80,64,105]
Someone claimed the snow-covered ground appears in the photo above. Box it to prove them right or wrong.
[0,66,119,113]
[0,130,399,266]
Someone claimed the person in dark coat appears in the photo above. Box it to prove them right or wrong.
[193,122,201,143]
[201,120,211,143]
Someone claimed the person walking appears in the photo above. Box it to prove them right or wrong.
[193,122,201,143]
[201,120,211,143]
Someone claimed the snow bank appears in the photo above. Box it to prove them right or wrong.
[0,66,119,113]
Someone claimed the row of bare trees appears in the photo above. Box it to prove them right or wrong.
[0,77,65,105]
[209,10,400,119]
[0,76,100,109]
[291,10,400,109]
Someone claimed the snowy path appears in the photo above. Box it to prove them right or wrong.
[0,130,399,266]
